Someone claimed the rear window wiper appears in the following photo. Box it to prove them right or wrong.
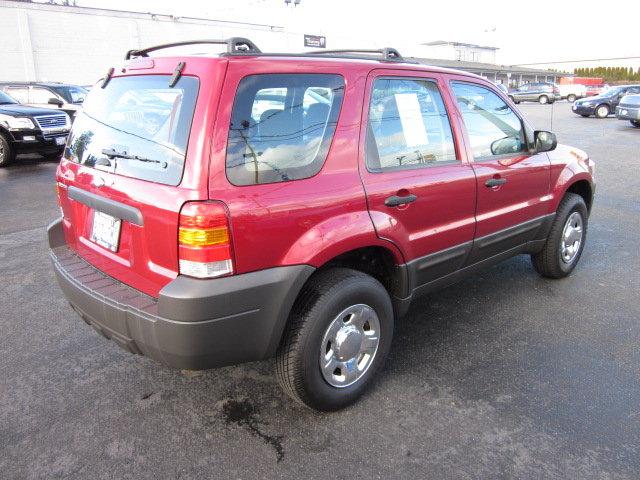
[101,148,167,168]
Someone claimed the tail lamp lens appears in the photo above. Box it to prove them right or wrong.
[178,201,233,279]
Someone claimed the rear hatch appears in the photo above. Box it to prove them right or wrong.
[56,57,228,297]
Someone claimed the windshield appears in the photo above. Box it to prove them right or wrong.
[52,85,88,104]
[65,75,199,186]
[0,91,18,105]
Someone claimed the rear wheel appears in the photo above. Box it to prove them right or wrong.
[567,94,577,103]
[0,134,16,167]
[631,120,640,128]
[595,104,610,118]
[531,193,588,279]
[276,268,394,411]
[539,95,549,104]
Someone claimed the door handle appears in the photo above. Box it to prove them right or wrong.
[485,178,507,188]
[385,194,417,207]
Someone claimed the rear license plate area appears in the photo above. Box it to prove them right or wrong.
[90,211,121,252]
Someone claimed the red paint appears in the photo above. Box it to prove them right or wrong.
[56,54,594,298]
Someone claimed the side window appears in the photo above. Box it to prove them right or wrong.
[366,78,457,171]
[30,87,56,103]
[451,82,527,159]
[226,74,344,186]
[5,87,29,103]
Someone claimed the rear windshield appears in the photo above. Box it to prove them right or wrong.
[65,75,199,186]
[226,74,344,185]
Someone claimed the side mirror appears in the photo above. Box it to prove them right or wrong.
[48,97,63,107]
[490,136,522,156]
[534,130,557,153]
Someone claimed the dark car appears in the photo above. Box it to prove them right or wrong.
[508,82,560,104]
[572,85,640,118]
[0,90,70,166]
[615,94,640,127]
[49,38,594,411]
[0,82,87,121]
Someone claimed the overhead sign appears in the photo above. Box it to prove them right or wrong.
[304,35,326,48]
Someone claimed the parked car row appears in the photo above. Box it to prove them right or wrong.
[572,85,640,119]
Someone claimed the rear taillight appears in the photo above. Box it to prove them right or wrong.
[178,201,234,279]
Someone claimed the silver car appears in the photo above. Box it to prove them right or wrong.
[616,94,640,128]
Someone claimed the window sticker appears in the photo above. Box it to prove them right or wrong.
[394,93,429,147]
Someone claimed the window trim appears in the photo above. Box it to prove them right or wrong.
[449,80,532,163]
[224,72,346,187]
[364,75,461,174]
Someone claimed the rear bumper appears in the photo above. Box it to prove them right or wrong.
[48,219,314,370]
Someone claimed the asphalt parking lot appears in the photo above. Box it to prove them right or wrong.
[1,103,639,479]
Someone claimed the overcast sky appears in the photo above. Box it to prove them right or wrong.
[58,0,640,67]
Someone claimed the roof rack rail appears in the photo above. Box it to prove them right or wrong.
[125,37,261,60]
[307,48,404,62]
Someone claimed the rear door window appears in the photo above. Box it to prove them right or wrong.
[65,75,199,186]
[226,74,344,186]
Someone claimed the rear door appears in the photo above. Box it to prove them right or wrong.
[448,78,551,264]
[55,58,227,297]
[359,70,477,288]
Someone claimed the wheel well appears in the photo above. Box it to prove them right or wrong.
[566,180,593,213]
[318,246,405,299]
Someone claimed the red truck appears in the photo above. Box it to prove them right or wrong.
[49,39,595,411]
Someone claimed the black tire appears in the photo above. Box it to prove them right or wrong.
[276,268,394,411]
[567,94,576,103]
[580,114,590,118]
[594,104,610,118]
[631,120,640,128]
[0,133,16,167]
[508,95,515,103]
[539,95,549,104]
[531,193,588,279]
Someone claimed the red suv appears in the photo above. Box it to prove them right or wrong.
[49,39,595,411]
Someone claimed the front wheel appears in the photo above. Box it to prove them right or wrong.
[631,120,640,128]
[539,95,549,104]
[595,104,610,118]
[0,134,16,167]
[276,268,394,411]
[531,193,588,279]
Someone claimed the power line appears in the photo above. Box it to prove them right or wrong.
[513,56,640,66]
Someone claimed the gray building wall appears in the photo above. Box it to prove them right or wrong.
[0,0,288,84]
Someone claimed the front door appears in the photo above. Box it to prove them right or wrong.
[359,71,477,290]
[448,79,551,264]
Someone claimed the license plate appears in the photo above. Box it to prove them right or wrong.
[90,211,121,252]
[55,136,66,146]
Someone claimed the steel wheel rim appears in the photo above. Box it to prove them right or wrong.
[319,304,380,388]
[597,106,608,117]
[0,140,4,160]
[560,211,583,264]
[540,96,548,104]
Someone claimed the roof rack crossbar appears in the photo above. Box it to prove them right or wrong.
[307,48,404,61]
[125,37,261,60]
